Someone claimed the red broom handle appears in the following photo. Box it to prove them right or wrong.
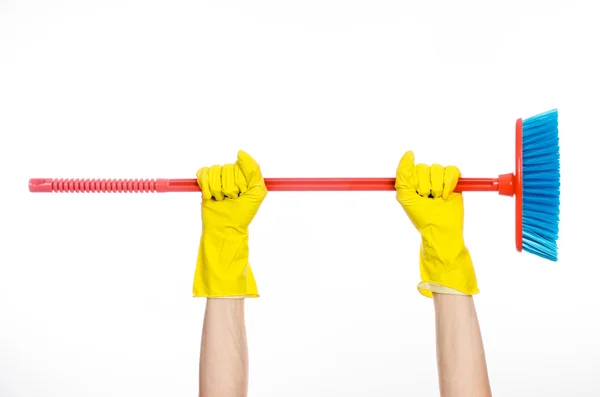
[28,177,500,192]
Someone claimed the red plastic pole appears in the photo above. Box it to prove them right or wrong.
[28,177,505,193]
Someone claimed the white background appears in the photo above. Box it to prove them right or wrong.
[1,1,599,396]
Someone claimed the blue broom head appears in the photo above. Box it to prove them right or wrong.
[521,109,560,261]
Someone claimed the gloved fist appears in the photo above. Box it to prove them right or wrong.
[192,150,267,298]
[395,150,479,297]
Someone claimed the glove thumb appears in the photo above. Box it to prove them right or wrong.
[395,150,417,194]
[235,150,267,199]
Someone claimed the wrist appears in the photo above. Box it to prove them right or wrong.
[201,226,249,246]
[206,297,246,310]
[421,232,468,260]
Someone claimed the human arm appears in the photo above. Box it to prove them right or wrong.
[193,150,267,397]
[433,294,491,397]
[394,150,491,396]
[200,299,248,397]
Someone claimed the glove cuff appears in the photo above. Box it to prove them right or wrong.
[418,240,480,298]
[192,229,259,298]
[417,282,469,296]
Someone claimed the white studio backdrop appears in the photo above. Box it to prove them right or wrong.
[1,1,599,396]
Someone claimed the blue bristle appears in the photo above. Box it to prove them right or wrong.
[521,109,560,261]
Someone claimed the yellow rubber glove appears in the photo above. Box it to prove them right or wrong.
[192,150,267,298]
[395,150,479,298]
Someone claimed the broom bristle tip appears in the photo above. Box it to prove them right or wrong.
[521,109,560,261]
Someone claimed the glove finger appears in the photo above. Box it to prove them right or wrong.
[430,163,444,199]
[395,150,416,191]
[209,164,225,201]
[197,167,213,200]
[221,163,241,198]
[442,165,461,200]
[416,163,432,198]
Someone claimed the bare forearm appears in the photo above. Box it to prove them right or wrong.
[199,299,248,397]
[433,294,491,397]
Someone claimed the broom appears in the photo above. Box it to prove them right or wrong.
[29,109,560,261]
